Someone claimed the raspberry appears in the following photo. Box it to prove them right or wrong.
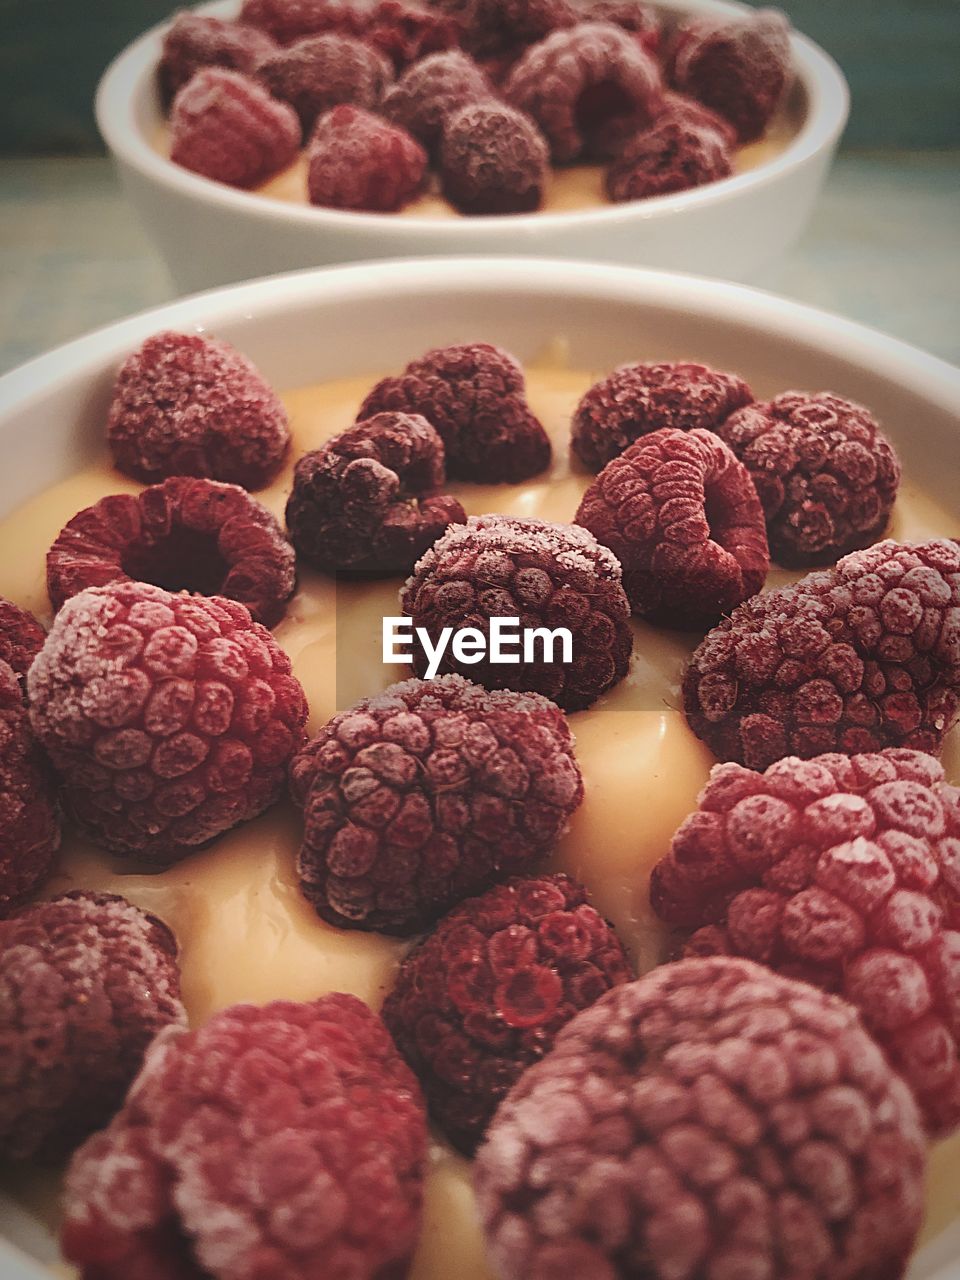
[382,873,631,1152]
[285,412,466,573]
[432,0,576,58]
[440,101,549,214]
[364,0,462,69]
[0,661,60,915]
[652,749,960,1136]
[576,0,659,54]
[47,477,296,628]
[659,88,737,145]
[169,67,300,188]
[571,359,753,472]
[256,33,392,131]
[401,515,633,709]
[716,391,902,568]
[682,539,960,769]
[158,12,278,105]
[61,994,427,1280]
[241,0,459,67]
[358,343,551,482]
[28,581,308,863]
[240,0,372,43]
[0,595,45,685]
[382,49,492,155]
[606,114,733,202]
[107,330,290,491]
[504,22,663,162]
[575,429,770,628]
[291,674,583,934]
[0,891,185,1161]
[307,104,427,211]
[475,955,927,1280]
[668,7,792,144]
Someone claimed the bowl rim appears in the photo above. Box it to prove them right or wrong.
[95,0,850,237]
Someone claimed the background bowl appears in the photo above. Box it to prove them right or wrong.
[0,258,957,1279]
[95,0,849,293]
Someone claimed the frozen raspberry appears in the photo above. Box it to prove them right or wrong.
[440,101,549,214]
[307,104,427,211]
[241,0,459,67]
[158,12,278,105]
[504,22,663,162]
[0,891,186,1161]
[107,330,290,491]
[475,955,927,1280]
[668,7,792,144]
[716,391,902,568]
[382,49,492,154]
[0,596,45,686]
[358,343,551,482]
[576,429,769,628]
[431,0,576,58]
[652,749,960,1136]
[285,412,466,573]
[170,67,300,188]
[256,33,392,131]
[240,0,372,43]
[46,477,296,628]
[683,539,960,769]
[571,359,753,472]
[28,581,307,863]
[382,873,630,1152]
[606,114,733,202]
[291,674,583,934]
[658,88,737,145]
[0,661,60,915]
[575,0,659,54]
[61,994,427,1280]
[401,515,633,709]
[364,0,462,69]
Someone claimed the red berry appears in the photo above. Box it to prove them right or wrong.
[571,359,753,472]
[61,994,427,1280]
[504,22,663,162]
[576,0,660,54]
[440,101,549,214]
[358,342,551,482]
[240,0,459,67]
[0,892,185,1161]
[653,748,960,1136]
[401,515,633,709]
[169,67,300,188]
[285,412,466,573]
[683,539,960,769]
[576,428,770,628]
[256,32,392,131]
[291,674,584,934]
[382,49,493,154]
[28,581,308,863]
[0,595,45,685]
[659,88,738,145]
[382,873,631,1152]
[158,12,278,105]
[606,114,733,202]
[364,0,462,69]
[716,391,902,567]
[475,956,927,1280]
[432,0,577,58]
[307,104,427,211]
[240,0,371,43]
[107,331,290,491]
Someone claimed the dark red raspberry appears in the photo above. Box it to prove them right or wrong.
[382,49,492,155]
[401,515,633,709]
[61,994,427,1280]
[504,22,663,162]
[716,391,902,568]
[659,88,737,145]
[575,0,659,54]
[358,343,551,482]
[431,0,576,58]
[668,7,792,143]
[440,101,549,214]
[0,891,185,1162]
[0,661,60,915]
[290,674,583,934]
[241,0,459,67]
[683,539,960,770]
[652,748,960,1136]
[364,0,462,69]
[307,104,427,211]
[576,429,769,629]
[256,33,392,131]
[158,12,278,105]
[28,580,307,864]
[107,330,290,491]
[606,114,733,202]
[0,595,45,685]
[571,359,753,472]
[285,412,466,573]
[240,0,372,43]
[475,955,927,1280]
[382,873,630,1152]
[169,67,300,188]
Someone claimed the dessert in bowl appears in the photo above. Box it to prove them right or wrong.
[0,258,959,1280]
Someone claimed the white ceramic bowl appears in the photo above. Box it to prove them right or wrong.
[96,0,849,292]
[0,259,958,1280]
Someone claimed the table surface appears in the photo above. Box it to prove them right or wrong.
[0,151,958,377]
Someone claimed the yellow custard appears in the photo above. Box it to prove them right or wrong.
[1,366,959,1276]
